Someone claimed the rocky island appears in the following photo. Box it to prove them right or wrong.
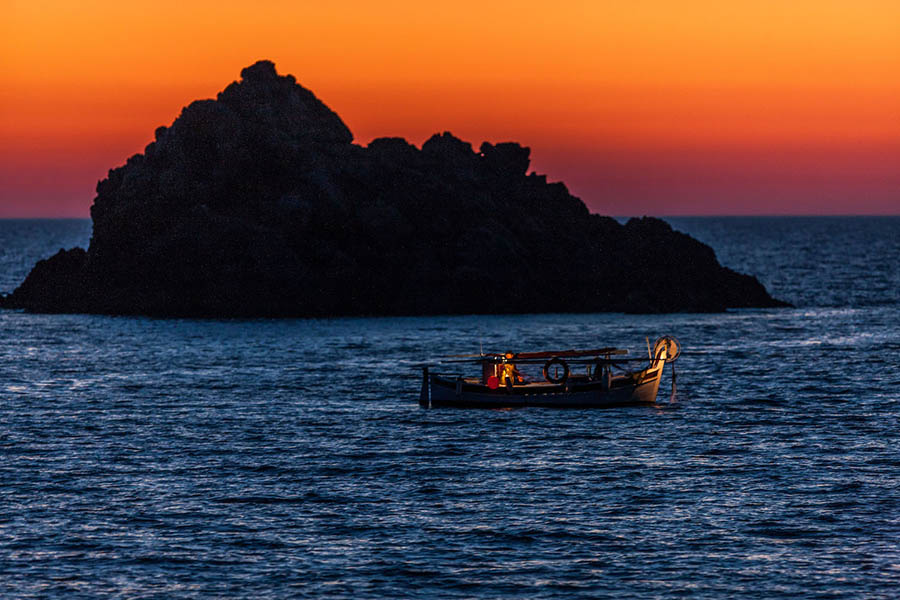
[1,61,788,317]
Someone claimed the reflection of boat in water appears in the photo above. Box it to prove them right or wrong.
[419,336,681,409]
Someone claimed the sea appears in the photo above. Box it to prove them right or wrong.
[1,216,898,599]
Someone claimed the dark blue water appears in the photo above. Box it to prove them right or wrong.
[2,217,899,598]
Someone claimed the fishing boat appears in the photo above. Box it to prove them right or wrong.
[419,336,681,408]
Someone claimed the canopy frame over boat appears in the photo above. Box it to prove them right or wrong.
[419,336,681,409]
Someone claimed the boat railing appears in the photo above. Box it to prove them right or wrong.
[423,336,680,385]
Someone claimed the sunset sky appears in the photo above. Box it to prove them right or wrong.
[2,0,898,217]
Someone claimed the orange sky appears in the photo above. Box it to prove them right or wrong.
[2,0,899,216]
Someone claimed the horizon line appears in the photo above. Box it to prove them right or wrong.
[1,213,899,220]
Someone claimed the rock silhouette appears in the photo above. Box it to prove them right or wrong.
[1,61,789,316]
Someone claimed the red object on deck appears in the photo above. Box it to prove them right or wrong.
[487,376,499,389]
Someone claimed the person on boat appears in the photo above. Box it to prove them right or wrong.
[500,353,524,386]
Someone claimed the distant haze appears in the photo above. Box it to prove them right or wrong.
[2,0,899,217]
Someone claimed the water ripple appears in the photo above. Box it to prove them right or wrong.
[2,218,900,598]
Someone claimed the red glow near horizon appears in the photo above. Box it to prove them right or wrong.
[2,1,899,217]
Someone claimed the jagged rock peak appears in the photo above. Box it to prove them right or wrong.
[240,59,280,82]
[215,59,353,144]
[423,132,474,156]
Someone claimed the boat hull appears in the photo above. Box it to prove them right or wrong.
[422,367,665,409]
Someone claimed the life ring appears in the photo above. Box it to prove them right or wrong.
[653,336,682,363]
[542,357,569,384]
